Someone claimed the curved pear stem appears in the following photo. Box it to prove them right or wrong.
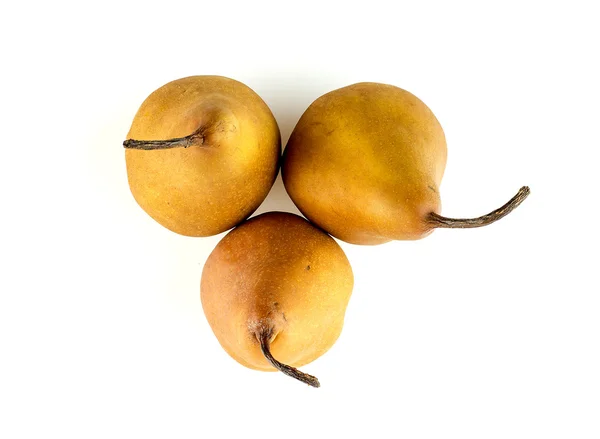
[123,127,205,150]
[257,328,320,388]
[427,186,530,229]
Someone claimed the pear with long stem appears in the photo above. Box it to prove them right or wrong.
[201,212,354,387]
[282,82,529,245]
[124,75,280,237]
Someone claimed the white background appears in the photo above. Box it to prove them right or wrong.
[1,1,599,438]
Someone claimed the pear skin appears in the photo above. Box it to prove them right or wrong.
[124,76,280,237]
[200,212,354,387]
[282,82,528,245]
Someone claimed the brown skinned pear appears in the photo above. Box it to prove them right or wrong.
[282,82,529,245]
[124,76,280,237]
[200,212,354,387]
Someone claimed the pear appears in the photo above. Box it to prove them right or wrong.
[282,82,529,245]
[201,212,354,387]
[124,76,280,237]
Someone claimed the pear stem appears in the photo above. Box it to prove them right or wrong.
[123,127,205,150]
[427,186,530,229]
[257,328,320,388]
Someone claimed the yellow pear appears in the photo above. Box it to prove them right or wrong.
[282,82,529,245]
[124,76,280,237]
[201,212,354,387]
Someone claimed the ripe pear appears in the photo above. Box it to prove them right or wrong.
[282,82,529,245]
[124,76,280,237]
[200,212,354,387]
